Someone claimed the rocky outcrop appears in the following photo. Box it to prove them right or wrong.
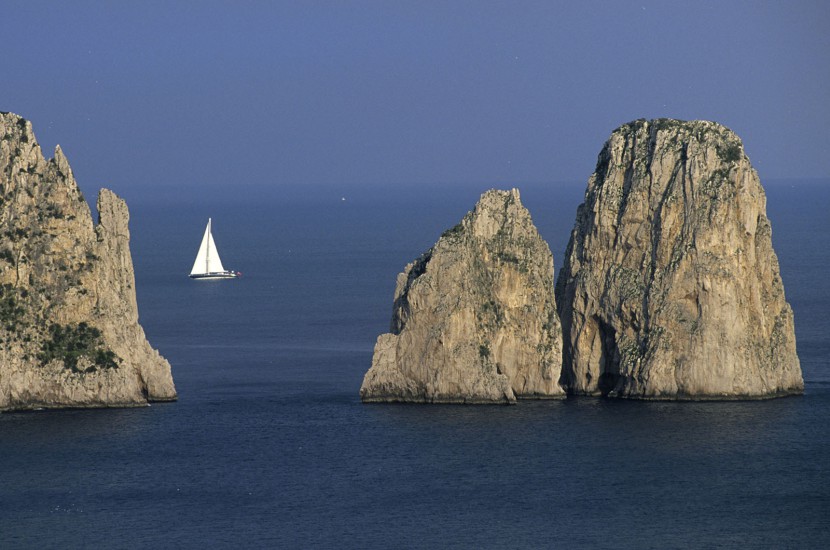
[555,119,803,399]
[0,111,176,411]
[361,189,564,404]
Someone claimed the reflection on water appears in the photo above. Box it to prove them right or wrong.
[1,405,159,444]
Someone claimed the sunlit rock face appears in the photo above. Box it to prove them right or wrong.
[361,189,564,404]
[0,111,176,412]
[555,119,803,400]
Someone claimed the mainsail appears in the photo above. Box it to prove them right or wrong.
[190,218,226,275]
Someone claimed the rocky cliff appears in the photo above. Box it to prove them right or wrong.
[360,189,564,404]
[555,118,803,399]
[0,112,176,411]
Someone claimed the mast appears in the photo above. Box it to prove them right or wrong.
[206,218,211,273]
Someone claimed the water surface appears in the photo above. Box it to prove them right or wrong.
[1,180,828,548]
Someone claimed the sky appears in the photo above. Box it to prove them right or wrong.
[3,1,829,199]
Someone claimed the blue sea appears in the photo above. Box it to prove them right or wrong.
[1,180,829,548]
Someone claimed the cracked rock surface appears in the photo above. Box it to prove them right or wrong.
[361,189,564,404]
[0,112,176,412]
[555,118,803,399]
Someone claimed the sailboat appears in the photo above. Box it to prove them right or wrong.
[189,218,240,279]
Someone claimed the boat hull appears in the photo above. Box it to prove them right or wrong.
[189,271,239,280]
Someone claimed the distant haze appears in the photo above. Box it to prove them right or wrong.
[4,1,829,199]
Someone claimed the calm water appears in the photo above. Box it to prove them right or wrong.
[1,181,829,548]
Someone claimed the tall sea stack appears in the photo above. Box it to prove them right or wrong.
[555,119,803,399]
[361,189,564,404]
[0,112,176,411]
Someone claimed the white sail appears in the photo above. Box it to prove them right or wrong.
[190,218,226,275]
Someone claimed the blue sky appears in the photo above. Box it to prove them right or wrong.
[3,1,828,197]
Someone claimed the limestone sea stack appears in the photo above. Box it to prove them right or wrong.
[361,189,564,404]
[0,112,176,411]
[555,119,803,399]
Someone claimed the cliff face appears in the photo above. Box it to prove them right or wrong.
[361,189,564,404]
[555,119,803,399]
[0,112,176,411]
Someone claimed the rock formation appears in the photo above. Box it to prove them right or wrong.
[555,118,803,399]
[361,189,564,404]
[0,112,176,411]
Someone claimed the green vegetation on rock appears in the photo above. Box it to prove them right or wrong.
[38,322,120,373]
[0,284,25,331]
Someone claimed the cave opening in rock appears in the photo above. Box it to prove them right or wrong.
[597,318,621,396]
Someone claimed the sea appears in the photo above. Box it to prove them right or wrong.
[1,180,828,548]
